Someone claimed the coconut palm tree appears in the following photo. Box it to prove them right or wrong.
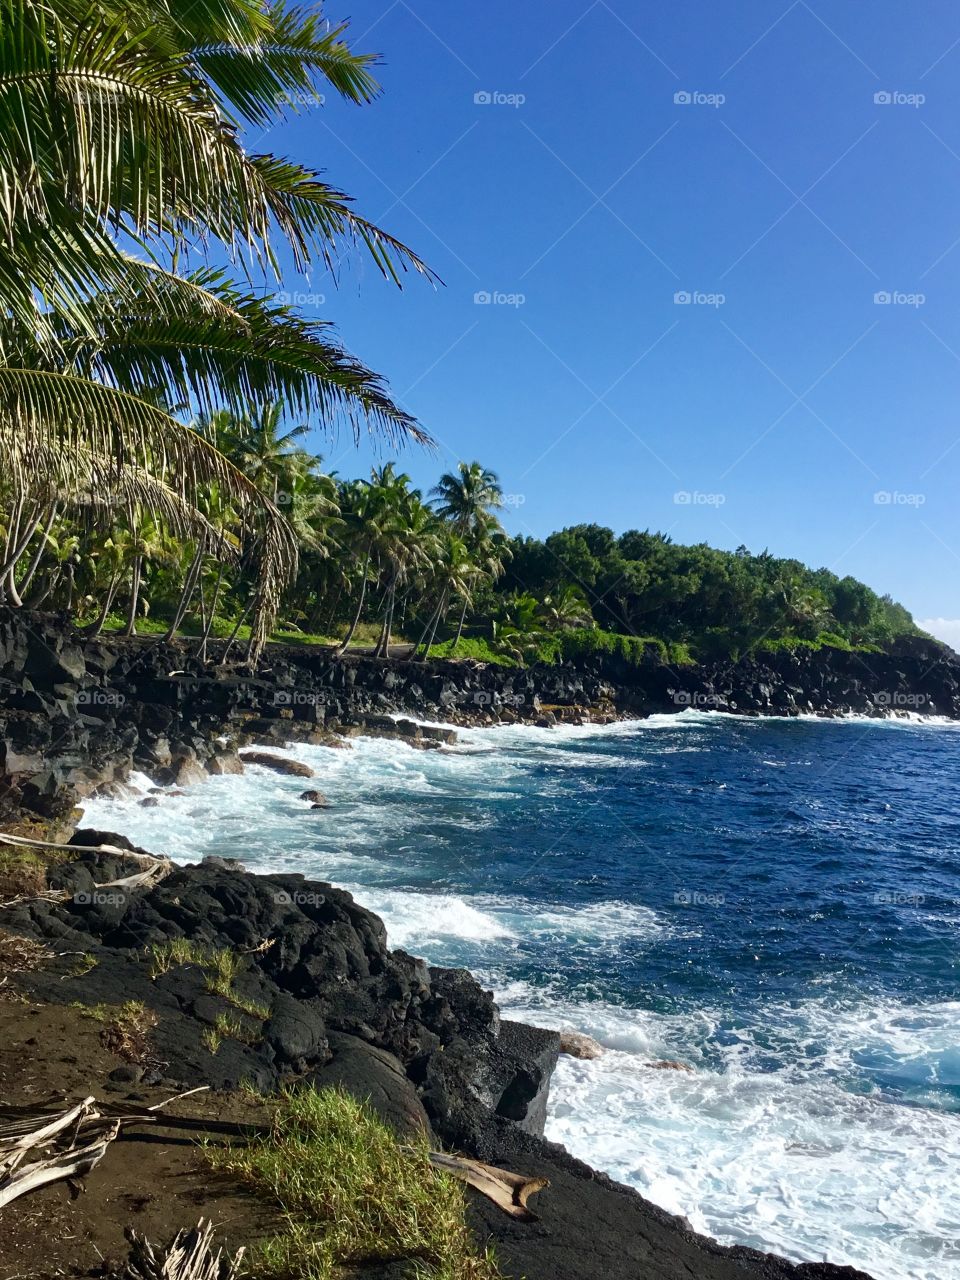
[414,532,478,657]
[431,462,504,536]
[0,0,434,658]
[430,462,508,652]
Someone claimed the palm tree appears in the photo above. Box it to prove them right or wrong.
[415,532,478,657]
[431,462,507,651]
[0,0,435,658]
[431,462,504,536]
[372,492,439,659]
[232,405,315,504]
[538,585,594,632]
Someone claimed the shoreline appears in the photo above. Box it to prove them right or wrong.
[78,716,958,1280]
[3,610,954,1278]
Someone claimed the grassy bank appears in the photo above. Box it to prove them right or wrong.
[208,1087,501,1280]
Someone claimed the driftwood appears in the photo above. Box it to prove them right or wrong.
[0,1093,236,1209]
[426,1150,548,1220]
[0,832,167,869]
[0,1097,124,1208]
[118,1220,243,1280]
[0,830,172,908]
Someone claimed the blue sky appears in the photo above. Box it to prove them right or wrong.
[254,1,960,635]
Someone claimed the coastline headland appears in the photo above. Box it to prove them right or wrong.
[1,606,949,1277]
[1,608,956,831]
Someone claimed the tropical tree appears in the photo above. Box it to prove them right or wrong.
[0,0,434,657]
[431,462,508,650]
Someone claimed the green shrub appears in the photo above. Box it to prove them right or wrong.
[554,628,692,668]
[426,637,518,666]
[207,1086,502,1280]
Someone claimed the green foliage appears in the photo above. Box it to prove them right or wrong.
[426,637,518,666]
[756,631,882,656]
[206,1086,502,1280]
[555,628,695,668]
[148,939,240,996]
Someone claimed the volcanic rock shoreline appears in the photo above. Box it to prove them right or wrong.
[1,607,957,830]
[1,607,947,1277]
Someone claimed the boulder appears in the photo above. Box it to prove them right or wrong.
[311,1031,434,1139]
[559,1030,604,1059]
[239,750,314,778]
[264,991,327,1066]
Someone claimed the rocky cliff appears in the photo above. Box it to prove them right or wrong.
[1,608,957,828]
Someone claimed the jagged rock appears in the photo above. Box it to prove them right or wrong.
[311,1031,434,1139]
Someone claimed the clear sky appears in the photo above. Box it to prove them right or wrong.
[254,0,960,635]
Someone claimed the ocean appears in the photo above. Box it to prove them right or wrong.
[83,710,960,1280]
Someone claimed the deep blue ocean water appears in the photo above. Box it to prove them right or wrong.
[85,711,960,1280]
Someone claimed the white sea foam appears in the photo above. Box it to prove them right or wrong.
[495,988,960,1280]
[79,714,960,1280]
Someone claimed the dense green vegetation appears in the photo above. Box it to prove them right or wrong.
[1,413,920,664]
[0,0,433,659]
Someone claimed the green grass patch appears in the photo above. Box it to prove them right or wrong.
[756,632,882,656]
[556,628,695,668]
[206,1087,501,1280]
[71,1000,157,1061]
[149,940,270,1022]
[426,636,518,666]
[148,939,240,994]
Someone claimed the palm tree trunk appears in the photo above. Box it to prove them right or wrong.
[87,574,119,636]
[18,505,58,598]
[416,589,447,659]
[334,548,371,656]
[375,576,397,659]
[124,556,142,636]
[220,598,254,665]
[451,596,469,652]
[199,561,226,662]
[164,535,206,641]
[0,503,41,605]
[427,591,450,652]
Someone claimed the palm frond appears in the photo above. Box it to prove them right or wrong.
[194,11,381,126]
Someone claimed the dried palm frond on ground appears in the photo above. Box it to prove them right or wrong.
[0,1090,222,1208]
[115,1220,243,1280]
[0,830,172,907]
[0,930,51,985]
